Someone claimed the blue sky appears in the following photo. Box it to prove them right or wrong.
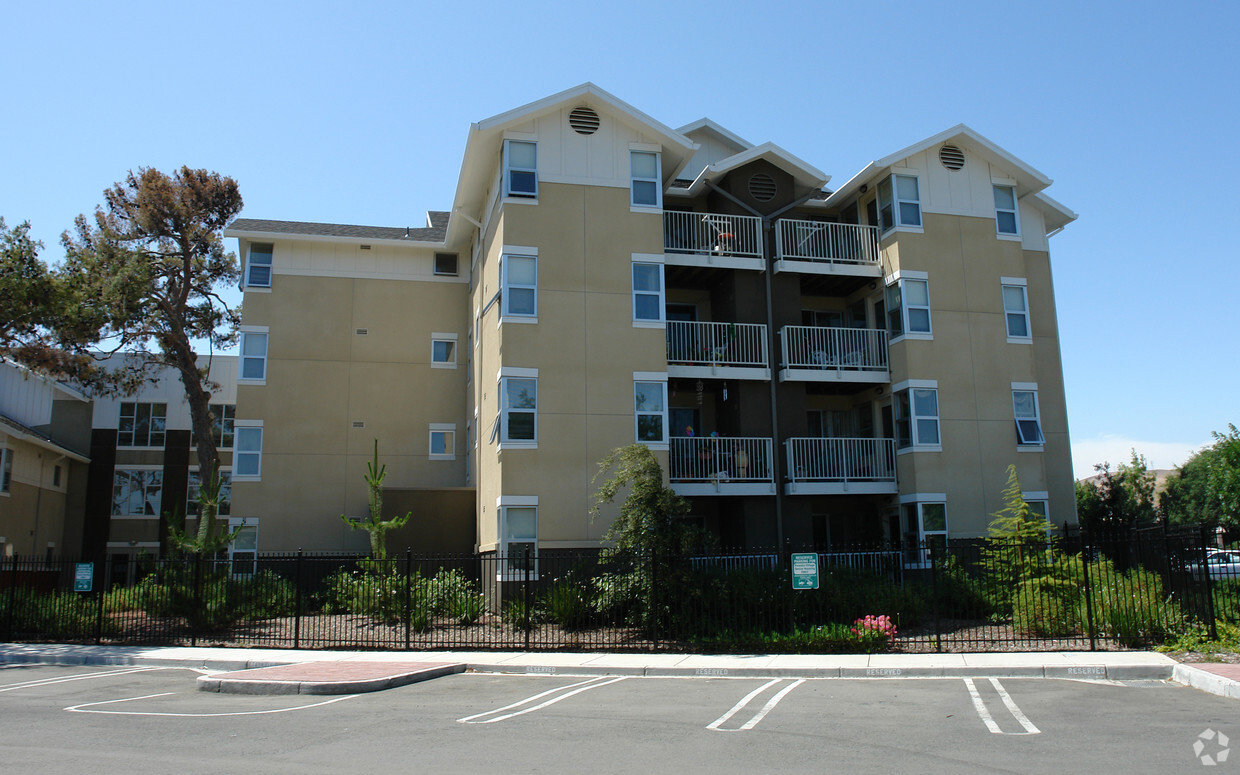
[2,0,1236,479]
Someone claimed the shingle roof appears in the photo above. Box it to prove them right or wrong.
[228,212,450,243]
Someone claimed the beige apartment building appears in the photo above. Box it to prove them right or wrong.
[225,83,1077,559]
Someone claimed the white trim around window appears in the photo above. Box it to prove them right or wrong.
[501,254,538,322]
[1011,385,1045,449]
[893,380,941,453]
[245,243,274,289]
[633,376,669,449]
[630,149,662,208]
[232,421,264,480]
[498,495,538,580]
[993,183,1021,238]
[1001,279,1032,342]
[498,369,538,449]
[503,139,538,199]
[884,271,932,342]
[878,172,923,233]
[429,423,456,460]
[431,333,458,369]
[632,260,665,326]
[238,327,269,384]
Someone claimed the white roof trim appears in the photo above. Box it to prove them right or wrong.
[686,142,830,194]
[675,118,753,151]
[0,423,90,463]
[223,229,443,249]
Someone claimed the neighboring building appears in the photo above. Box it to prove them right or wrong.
[0,361,92,558]
[80,356,242,578]
[225,83,1078,559]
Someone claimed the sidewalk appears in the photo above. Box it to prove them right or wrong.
[1,642,1234,699]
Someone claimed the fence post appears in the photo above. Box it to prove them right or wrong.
[784,539,795,635]
[94,551,107,645]
[5,554,17,642]
[1080,533,1097,651]
[650,549,659,651]
[1199,524,1218,641]
[191,553,202,647]
[404,547,413,651]
[929,541,941,654]
[523,546,532,652]
[293,549,303,650]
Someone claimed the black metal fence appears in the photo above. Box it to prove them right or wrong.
[3,525,1236,653]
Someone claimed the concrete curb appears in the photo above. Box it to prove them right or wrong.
[1172,664,1240,700]
[197,663,465,695]
[465,662,1174,681]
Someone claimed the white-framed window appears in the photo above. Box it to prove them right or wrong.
[118,402,167,448]
[431,333,458,368]
[239,330,268,381]
[226,517,258,575]
[630,150,661,208]
[187,468,232,518]
[632,262,664,322]
[211,403,235,449]
[886,276,931,338]
[501,254,537,319]
[878,174,921,232]
[1001,282,1031,340]
[902,499,947,567]
[994,185,1020,236]
[1012,388,1044,446]
[434,252,458,276]
[429,423,456,460]
[233,423,264,479]
[894,383,940,450]
[500,376,537,445]
[111,468,163,517]
[245,243,273,288]
[504,140,537,198]
[499,497,538,579]
[0,447,11,494]
[1023,495,1049,523]
[634,380,668,445]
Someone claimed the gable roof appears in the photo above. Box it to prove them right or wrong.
[676,118,753,152]
[225,212,449,246]
[680,141,830,196]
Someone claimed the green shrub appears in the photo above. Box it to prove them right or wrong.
[543,576,595,631]
[236,570,296,620]
[127,565,242,632]
[420,568,475,616]
[502,598,543,632]
[321,568,410,623]
[693,620,896,654]
[1012,576,1080,636]
[1082,560,1184,646]
[1,590,101,638]
[449,591,484,626]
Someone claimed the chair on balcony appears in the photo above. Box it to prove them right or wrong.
[702,216,736,256]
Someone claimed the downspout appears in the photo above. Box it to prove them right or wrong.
[704,181,823,550]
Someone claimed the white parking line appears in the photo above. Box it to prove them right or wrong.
[65,692,359,717]
[458,676,628,724]
[0,666,165,693]
[963,678,1039,735]
[708,678,804,732]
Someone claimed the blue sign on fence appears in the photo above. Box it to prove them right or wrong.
[74,563,93,593]
[791,553,819,590]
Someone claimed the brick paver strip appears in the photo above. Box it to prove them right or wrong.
[1185,663,1240,680]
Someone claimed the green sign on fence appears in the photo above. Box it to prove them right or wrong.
[74,563,93,593]
[791,553,819,590]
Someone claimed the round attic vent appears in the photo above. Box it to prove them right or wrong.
[568,107,600,135]
[939,144,965,171]
[748,173,777,202]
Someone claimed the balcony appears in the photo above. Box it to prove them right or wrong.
[667,321,770,381]
[669,436,776,496]
[779,326,889,383]
[773,219,882,277]
[785,437,897,495]
[663,211,764,271]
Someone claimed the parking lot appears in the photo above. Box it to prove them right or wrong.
[0,663,1234,773]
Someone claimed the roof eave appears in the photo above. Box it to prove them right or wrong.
[223,228,444,249]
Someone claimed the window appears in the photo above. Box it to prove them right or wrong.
[878,174,921,231]
[429,424,456,460]
[52,464,62,488]
[434,253,458,276]
[895,386,940,449]
[1026,499,1048,521]
[994,185,1020,236]
[211,404,235,449]
[111,469,163,517]
[500,377,537,443]
[431,334,458,368]
[118,403,167,447]
[227,518,258,575]
[504,140,537,198]
[501,504,538,577]
[246,243,273,288]
[630,151,661,207]
[502,255,537,318]
[239,331,268,381]
[187,469,232,517]
[886,277,931,337]
[233,425,264,478]
[903,501,947,566]
[1013,389,1044,446]
[632,263,664,322]
[1002,283,1031,340]
[634,381,668,444]
[0,448,11,494]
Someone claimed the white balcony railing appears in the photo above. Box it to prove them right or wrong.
[669,436,774,484]
[774,219,880,266]
[663,211,763,259]
[667,321,768,369]
[781,326,888,372]
[785,437,897,484]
